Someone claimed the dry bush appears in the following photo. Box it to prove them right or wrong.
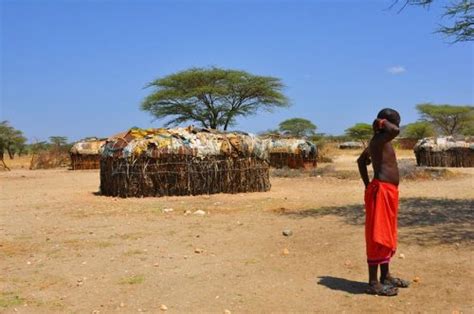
[309,165,360,180]
[270,160,457,181]
[30,150,70,170]
[398,159,457,181]
[271,164,360,180]
[316,142,340,163]
[270,168,306,178]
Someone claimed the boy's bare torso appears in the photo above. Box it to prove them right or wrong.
[369,136,399,185]
[358,118,400,188]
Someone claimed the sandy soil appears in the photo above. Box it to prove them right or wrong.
[1,153,473,313]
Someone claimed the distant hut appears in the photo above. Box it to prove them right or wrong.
[100,127,271,197]
[70,138,106,170]
[267,138,317,169]
[414,137,474,167]
[339,141,364,150]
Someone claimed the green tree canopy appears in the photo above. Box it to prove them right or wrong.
[278,118,317,137]
[461,123,474,136]
[393,0,473,42]
[0,121,27,161]
[258,129,281,137]
[141,67,289,130]
[402,121,436,139]
[49,136,68,147]
[416,103,474,136]
[345,123,373,145]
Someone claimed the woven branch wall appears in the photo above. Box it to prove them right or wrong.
[100,155,270,197]
[70,154,101,170]
[269,153,317,169]
[415,148,474,167]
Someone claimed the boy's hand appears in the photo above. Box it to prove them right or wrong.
[373,118,387,132]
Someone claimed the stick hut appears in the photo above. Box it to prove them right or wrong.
[266,137,317,169]
[414,137,474,167]
[70,138,106,170]
[100,127,271,197]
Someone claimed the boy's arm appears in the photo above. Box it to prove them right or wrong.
[372,118,400,143]
[357,147,371,188]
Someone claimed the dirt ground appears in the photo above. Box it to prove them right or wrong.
[1,153,473,313]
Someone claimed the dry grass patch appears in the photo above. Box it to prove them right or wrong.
[0,292,25,308]
[398,159,460,181]
[271,165,360,180]
[2,155,31,170]
[119,275,145,285]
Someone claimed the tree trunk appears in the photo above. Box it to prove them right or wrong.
[0,151,10,171]
[7,148,14,159]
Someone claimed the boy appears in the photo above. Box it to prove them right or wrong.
[357,108,410,296]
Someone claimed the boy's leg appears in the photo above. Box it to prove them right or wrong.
[368,265,378,285]
[381,263,410,288]
[367,264,398,296]
[380,263,389,283]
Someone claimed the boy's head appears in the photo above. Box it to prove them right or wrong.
[377,108,400,127]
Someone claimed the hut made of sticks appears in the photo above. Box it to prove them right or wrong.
[70,138,106,170]
[100,127,271,197]
[414,137,474,167]
[266,137,317,169]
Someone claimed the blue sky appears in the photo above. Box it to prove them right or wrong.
[1,0,473,142]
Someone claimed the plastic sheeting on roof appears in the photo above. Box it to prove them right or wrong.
[101,126,272,160]
[70,138,106,155]
[268,138,317,158]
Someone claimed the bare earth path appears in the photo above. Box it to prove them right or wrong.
[1,165,473,313]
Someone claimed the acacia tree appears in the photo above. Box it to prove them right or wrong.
[392,0,473,42]
[279,118,317,137]
[49,136,68,148]
[0,121,27,161]
[0,121,27,170]
[416,103,474,135]
[141,67,289,130]
[461,123,474,135]
[402,121,436,139]
[345,123,373,146]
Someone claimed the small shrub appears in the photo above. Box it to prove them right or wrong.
[0,292,25,308]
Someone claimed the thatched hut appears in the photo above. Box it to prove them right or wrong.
[100,127,271,197]
[414,137,474,167]
[267,138,317,169]
[70,138,106,170]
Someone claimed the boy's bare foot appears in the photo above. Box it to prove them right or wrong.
[383,276,410,288]
[366,282,398,296]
